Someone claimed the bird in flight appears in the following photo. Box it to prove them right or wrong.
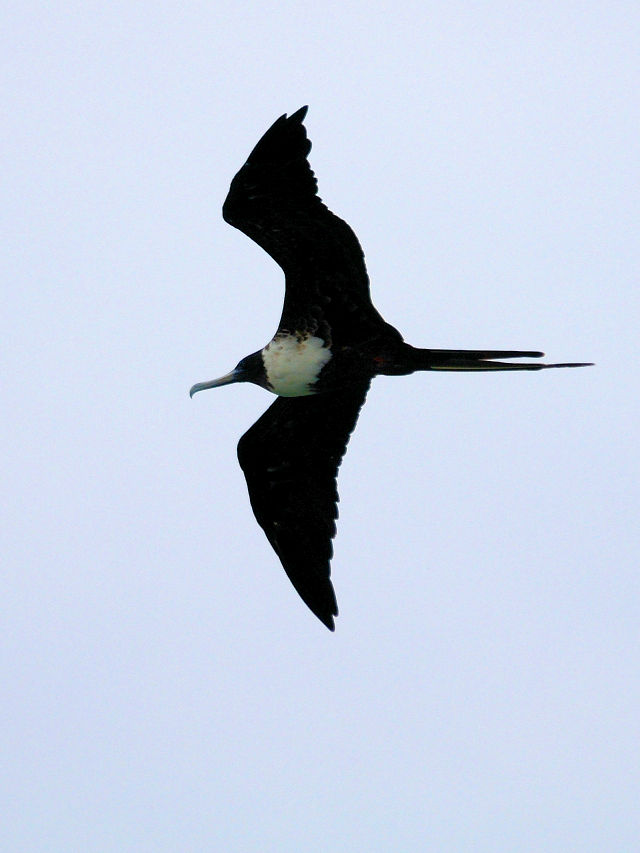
[190,106,590,631]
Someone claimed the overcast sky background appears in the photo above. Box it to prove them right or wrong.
[3,2,639,851]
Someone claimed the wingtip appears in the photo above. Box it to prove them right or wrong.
[321,614,336,632]
[316,601,338,631]
[289,105,309,123]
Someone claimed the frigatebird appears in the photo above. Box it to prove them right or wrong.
[190,106,590,630]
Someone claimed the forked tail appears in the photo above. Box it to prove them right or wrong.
[410,347,593,372]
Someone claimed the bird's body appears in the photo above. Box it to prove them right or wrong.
[191,107,590,630]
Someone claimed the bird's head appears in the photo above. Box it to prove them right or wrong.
[190,351,267,398]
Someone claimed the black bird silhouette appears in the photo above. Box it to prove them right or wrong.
[190,107,590,630]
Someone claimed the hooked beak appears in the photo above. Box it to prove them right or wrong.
[189,369,239,398]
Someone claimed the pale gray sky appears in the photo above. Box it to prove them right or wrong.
[3,2,639,850]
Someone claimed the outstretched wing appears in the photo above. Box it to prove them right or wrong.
[237,381,371,630]
[222,107,392,345]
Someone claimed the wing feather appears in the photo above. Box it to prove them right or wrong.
[222,108,390,344]
[237,381,371,629]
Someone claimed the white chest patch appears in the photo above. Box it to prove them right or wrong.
[262,334,332,397]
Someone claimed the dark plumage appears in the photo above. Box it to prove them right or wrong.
[190,107,591,630]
